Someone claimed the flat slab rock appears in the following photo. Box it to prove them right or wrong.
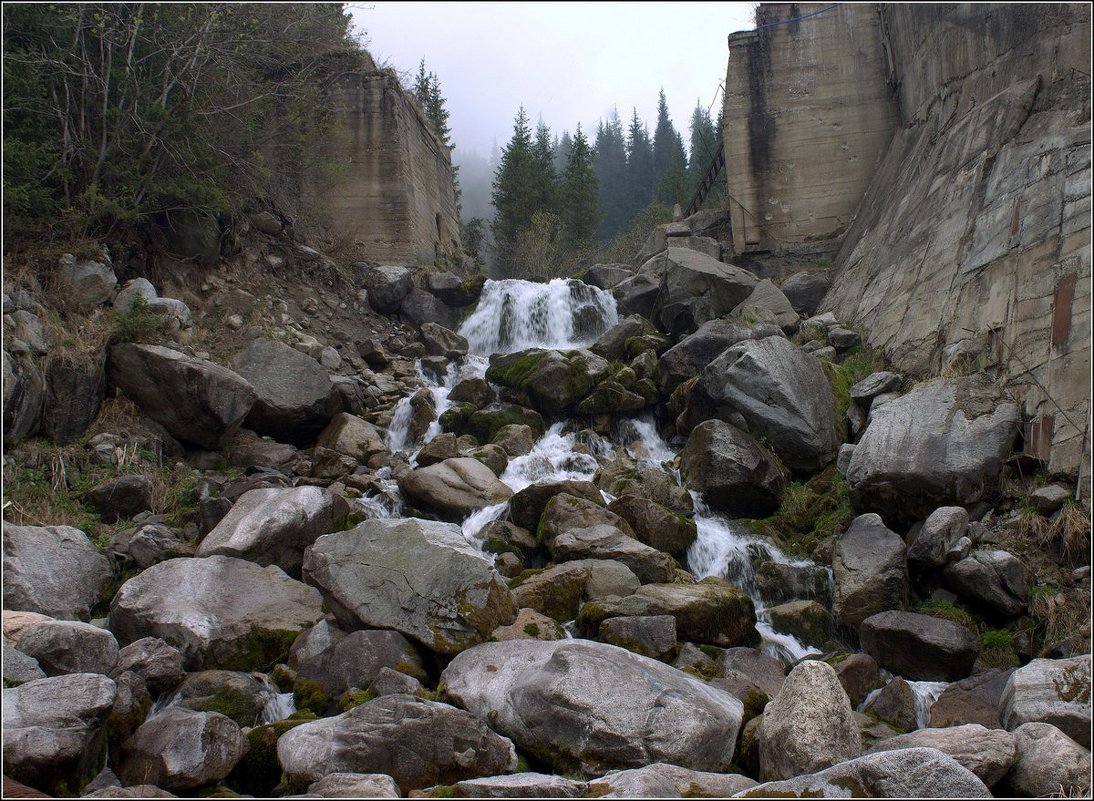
[441,638,744,775]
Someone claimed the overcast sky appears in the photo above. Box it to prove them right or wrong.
[349,2,756,159]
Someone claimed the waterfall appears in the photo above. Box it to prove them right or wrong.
[257,674,296,725]
[459,278,619,355]
[858,675,949,730]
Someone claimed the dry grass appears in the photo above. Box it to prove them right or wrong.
[1042,501,1092,567]
[1030,586,1092,656]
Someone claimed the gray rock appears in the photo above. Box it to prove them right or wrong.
[846,374,1020,522]
[831,514,907,631]
[362,265,413,314]
[112,278,156,310]
[57,253,116,312]
[3,647,45,686]
[113,523,194,570]
[248,210,282,235]
[426,271,481,307]
[41,352,106,445]
[597,763,757,797]
[108,343,256,449]
[836,443,856,474]
[1005,722,1091,797]
[2,673,117,792]
[83,786,177,798]
[399,457,513,521]
[860,610,979,681]
[943,549,1029,618]
[400,287,455,328]
[735,747,992,797]
[550,525,676,585]
[449,377,496,409]
[368,666,425,697]
[654,318,781,393]
[277,694,517,793]
[196,486,350,576]
[692,335,838,472]
[146,297,192,330]
[442,639,745,774]
[452,772,588,798]
[1029,483,1073,515]
[1001,655,1091,747]
[680,419,789,517]
[583,263,634,290]
[510,560,638,623]
[295,629,427,698]
[580,580,760,650]
[612,273,661,319]
[598,615,677,660]
[831,653,883,708]
[907,506,969,569]
[302,518,516,655]
[3,351,44,447]
[758,660,862,780]
[868,724,1017,788]
[6,308,52,353]
[232,339,336,442]
[109,556,325,670]
[315,412,387,461]
[508,480,604,530]
[491,608,565,642]
[491,423,535,457]
[3,522,111,621]
[766,600,833,648]
[827,326,861,350]
[420,321,469,359]
[861,677,918,732]
[650,248,758,335]
[732,279,799,333]
[486,348,610,414]
[117,706,245,790]
[17,620,118,677]
[849,371,902,405]
[929,668,1012,729]
[112,637,185,695]
[304,772,400,798]
[606,494,697,560]
[170,670,270,726]
[779,270,830,316]
[87,475,153,524]
[589,314,656,361]
[715,647,787,704]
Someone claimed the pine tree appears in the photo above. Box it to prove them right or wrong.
[651,89,677,189]
[593,110,628,239]
[553,130,573,175]
[656,130,689,208]
[531,120,558,214]
[559,124,599,248]
[624,108,654,222]
[491,106,537,274]
[425,73,453,149]
[686,102,725,208]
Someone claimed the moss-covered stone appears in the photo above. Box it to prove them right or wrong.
[292,676,329,716]
[227,713,315,798]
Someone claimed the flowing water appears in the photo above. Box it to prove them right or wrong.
[384,277,829,662]
[147,673,295,726]
[858,676,949,730]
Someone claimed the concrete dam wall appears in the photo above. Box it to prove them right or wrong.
[723,3,1091,481]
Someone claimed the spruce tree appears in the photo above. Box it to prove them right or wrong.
[656,130,689,208]
[593,110,628,239]
[531,120,558,214]
[624,108,654,222]
[491,107,537,275]
[651,88,679,192]
[559,124,599,248]
[553,130,573,175]
[686,103,725,207]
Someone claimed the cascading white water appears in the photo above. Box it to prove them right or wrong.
[459,278,619,355]
[857,676,949,730]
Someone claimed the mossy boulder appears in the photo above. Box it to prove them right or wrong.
[486,348,610,414]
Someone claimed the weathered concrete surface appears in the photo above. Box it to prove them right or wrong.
[820,4,1091,479]
[302,69,461,267]
[723,3,898,253]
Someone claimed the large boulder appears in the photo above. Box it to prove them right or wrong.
[399,457,513,521]
[595,763,757,797]
[832,514,907,631]
[277,694,517,793]
[112,637,186,695]
[859,610,980,682]
[2,673,117,794]
[57,252,116,312]
[612,274,661,319]
[579,579,760,649]
[231,339,337,443]
[549,524,676,585]
[510,560,640,623]
[868,724,1017,788]
[108,344,256,449]
[425,270,481,307]
[779,270,830,316]
[362,264,413,314]
[929,668,1013,729]
[3,522,111,621]
[691,336,838,472]
[907,506,969,569]
[117,706,246,791]
[442,639,745,774]
[680,419,789,517]
[17,620,119,677]
[942,550,1029,619]
[400,287,455,328]
[588,314,656,361]
[315,412,388,461]
[758,660,862,780]
[3,351,45,448]
[1005,722,1091,797]
[607,494,697,559]
[732,279,799,333]
[583,263,634,290]
[1000,655,1091,747]
[41,352,107,445]
[654,319,781,394]
[294,629,427,698]
[508,480,604,530]
[846,374,1020,522]
[452,773,589,798]
[420,321,469,359]
[736,747,992,798]
[649,248,758,335]
[196,486,350,576]
[302,518,516,655]
[109,556,325,670]
[485,348,610,414]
